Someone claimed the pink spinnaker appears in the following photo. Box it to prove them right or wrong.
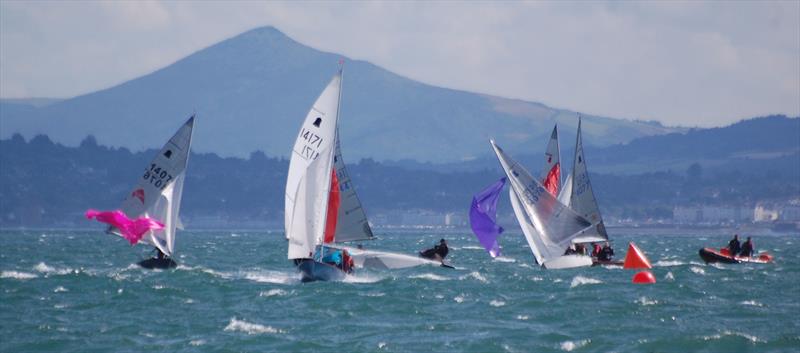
[85,209,164,245]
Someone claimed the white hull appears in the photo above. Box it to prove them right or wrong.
[542,254,593,269]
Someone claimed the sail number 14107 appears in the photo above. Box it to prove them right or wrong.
[142,163,173,190]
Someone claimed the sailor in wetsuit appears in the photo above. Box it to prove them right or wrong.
[597,242,614,262]
[728,234,741,256]
[740,237,754,257]
[434,239,449,260]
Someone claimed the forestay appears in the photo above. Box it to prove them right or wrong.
[490,140,594,264]
[569,118,609,243]
[285,72,342,260]
[117,116,194,256]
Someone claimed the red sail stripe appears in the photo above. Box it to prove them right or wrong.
[543,163,560,196]
[323,169,340,244]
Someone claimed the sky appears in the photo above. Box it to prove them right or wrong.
[1,1,798,127]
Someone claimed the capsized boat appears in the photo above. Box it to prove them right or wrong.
[490,139,597,269]
[114,115,195,269]
[698,248,773,264]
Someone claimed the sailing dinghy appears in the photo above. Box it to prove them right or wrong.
[110,116,194,269]
[490,139,597,269]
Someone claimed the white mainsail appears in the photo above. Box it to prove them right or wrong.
[558,173,573,207]
[329,136,375,243]
[285,71,341,260]
[118,116,194,256]
[490,139,594,265]
[569,117,609,243]
[540,125,562,196]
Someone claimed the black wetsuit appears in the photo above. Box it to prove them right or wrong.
[598,246,614,261]
[435,244,449,259]
[728,238,741,256]
[740,241,754,257]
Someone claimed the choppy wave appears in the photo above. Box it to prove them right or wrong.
[34,262,76,275]
[665,271,675,281]
[53,286,68,293]
[690,267,706,275]
[635,296,658,306]
[493,256,516,263]
[224,318,283,335]
[460,271,488,283]
[489,300,505,307]
[701,330,765,343]
[740,300,764,307]
[409,273,449,281]
[560,339,590,351]
[453,294,466,303]
[654,260,685,267]
[189,339,206,346]
[242,270,300,285]
[570,276,602,288]
[259,289,290,297]
[516,315,529,320]
[459,245,485,250]
[1,271,38,280]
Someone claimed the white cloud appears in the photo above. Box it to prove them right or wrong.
[1,0,797,127]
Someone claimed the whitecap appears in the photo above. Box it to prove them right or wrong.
[378,342,387,349]
[570,276,602,288]
[530,276,543,281]
[460,271,488,283]
[409,273,449,281]
[342,273,385,284]
[518,263,533,269]
[702,330,764,343]
[33,262,74,275]
[489,300,506,307]
[560,339,590,351]
[152,284,166,290]
[360,292,386,297]
[655,260,684,267]
[189,339,206,346]
[242,270,300,285]
[740,300,764,307]
[665,272,675,281]
[460,245,484,250]
[516,315,529,320]
[454,294,465,303]
[635,296,658,306]
[224,318,283,335]
[1,271,38,280]
[690,267,706,275]
[553,278,563,283]
[602,265,622,270]
[259,289,289,297]
[494,256,516,263]
[53,286,68,293]
[709,263,726,270]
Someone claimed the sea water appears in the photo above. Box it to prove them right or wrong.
[1,229,798,352]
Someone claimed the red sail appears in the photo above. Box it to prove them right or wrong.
[543,163,560,196]
[323,169,340,243]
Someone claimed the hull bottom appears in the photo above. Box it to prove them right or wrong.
[295,259,347,283]
[138,258,177,269]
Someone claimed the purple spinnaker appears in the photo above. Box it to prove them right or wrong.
[469,177,506,258]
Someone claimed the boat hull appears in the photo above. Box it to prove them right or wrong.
[543,254,594,269]
[138,258,177,269]
[592,259,624,267]
[698,248,772,264]
[296,259,347,283]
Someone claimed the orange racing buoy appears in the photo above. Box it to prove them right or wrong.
[623,242,652,269]
[632,271,656,284]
